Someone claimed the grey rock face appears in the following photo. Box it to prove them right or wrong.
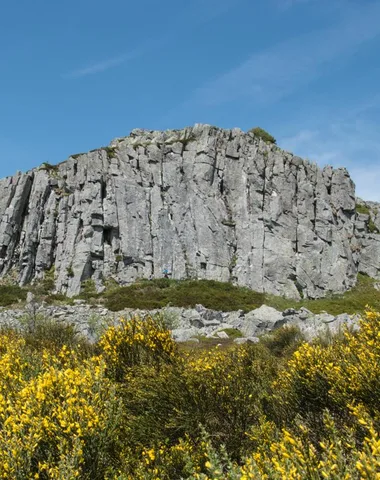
[354,199,380,278]
[0,125,377,298]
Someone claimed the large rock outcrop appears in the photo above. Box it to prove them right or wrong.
[0,124,378,298]
[354,199,380,278]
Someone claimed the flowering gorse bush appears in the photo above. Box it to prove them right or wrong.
[0,332,120,479]
[99,315,177,380]
[0,310,379,478]
[123,310,380,479]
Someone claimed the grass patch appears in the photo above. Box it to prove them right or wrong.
[0,285,27,307]
[43,293,74,305]
[266,274,380,315]
[355,204,370,215]
[104,278,266,312]
[2,274,378,317]
[179,336,235,352]
[103,274,380,316]
[219,328,243,339]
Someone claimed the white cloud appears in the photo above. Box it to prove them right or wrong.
[279,111,380,202]
[63,50,143,78]
[188,1,380,107]
[63,0,238,79]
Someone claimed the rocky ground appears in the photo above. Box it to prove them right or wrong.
[0,295,359,344]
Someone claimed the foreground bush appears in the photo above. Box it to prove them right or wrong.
[0,284,27,306]
[99,315,177,381]
[0,311,378,478]
[0,333,122,479]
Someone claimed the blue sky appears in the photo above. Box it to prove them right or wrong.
[1,0,380,200]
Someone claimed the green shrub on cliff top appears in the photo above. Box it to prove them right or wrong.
[249,127,276,144]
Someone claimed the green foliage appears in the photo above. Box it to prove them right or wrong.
[249,127,276,144]
[120,342,277,461]
[20,314,92,355]
[219,328,243,339]
[0,311,380,478]
[368,217,379,234]
[78,278,98,299]
[31,266,56,297]
[260,325,304,358]
[40,162,58,173]
[0,284,27,306]
[355,203,371,215]
[102,274,380,316]
[356,203,379,232]
[266,273,380,315]
[66,266,74,278]
[104,279,266,312]
[5,272,379,317]
[43,293,74,305]
[103,146,117,159]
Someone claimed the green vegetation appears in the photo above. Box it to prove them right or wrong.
[0,311,379,478]
[39,162,58,173]
[100,274,380,316]
[70,152,85,159]
[260,325,304,357]
[368,217,380,234]
[265,274,380,314]
[32,266,55,296]
[354,204,379,233]
[219,327,243,339]
[20,313,86,353]
[274,273,380,315]
[78,278,97,299]
[0,284,27,306]
[103,146,117,159]
[249,126,276,144]
[355,203,370,215]
[2,273,379,317]
[103,278,266,312]
[66,266,74,278]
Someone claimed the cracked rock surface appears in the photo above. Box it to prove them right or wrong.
[0,124,379,298]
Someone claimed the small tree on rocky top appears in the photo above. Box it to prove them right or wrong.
[249,127,276,144]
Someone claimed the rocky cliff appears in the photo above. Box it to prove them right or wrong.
[0,124,379,298]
